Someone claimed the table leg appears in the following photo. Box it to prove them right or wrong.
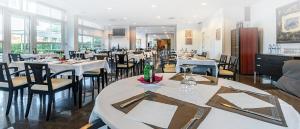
[76,77,83,108]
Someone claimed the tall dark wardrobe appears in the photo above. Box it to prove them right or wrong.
[231,28,259,75]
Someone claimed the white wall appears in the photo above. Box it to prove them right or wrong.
[104,26,130,49]
[251,0,300,53]
[176,24,202,52]
[200,9,224,59]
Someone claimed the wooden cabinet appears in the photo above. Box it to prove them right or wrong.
[231,28,259,75]
[255,54,300,81]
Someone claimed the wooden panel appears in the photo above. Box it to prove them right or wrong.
[239,28,258,74]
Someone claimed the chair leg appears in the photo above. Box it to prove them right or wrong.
[72,86,77,106]
[14,90,18,100]
[116,69,119,80]
[97,77,100,93]
[126,69,129,77]
[20,88,24,101]
[46,94,53,121]
[6,91,13,115]
[25,92,33,117]
[92,77,95,100]
[101,75,105,90]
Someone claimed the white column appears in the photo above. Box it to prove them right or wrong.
[64,13,78,57]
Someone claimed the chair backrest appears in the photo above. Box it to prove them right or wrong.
[0,63,13,88]
[24,63,53,91]
[93,54,107,60]
[8,53,23,63]
[115,53,129,68]
[75,53,85,59]
[202,52,208,58]
[219,54,227,64]
[69,51,76,59]
[228,56,239,72]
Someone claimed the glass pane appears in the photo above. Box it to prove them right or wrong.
[36,19,62,53]
[0,9,3,61]
[8,0,21,10]
[11,15,30,54]
[36,19,62,43]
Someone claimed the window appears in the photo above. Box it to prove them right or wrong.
[78,27,103,51]
[36,19,62,53]
[11,15,30,54]
[26,1,64,20]
[0,9,3,61]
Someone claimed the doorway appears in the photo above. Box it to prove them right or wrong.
[157,39,171,52]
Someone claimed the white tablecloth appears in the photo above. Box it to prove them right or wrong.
[128,54,145,63]
[9,60,110,78]
[89,73,300,129]
[176,57,218,75]
[21,53,58,59]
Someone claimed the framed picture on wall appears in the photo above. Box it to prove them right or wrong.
[185,38,192,45]
[185,30,193,45]
[276,1,300,43]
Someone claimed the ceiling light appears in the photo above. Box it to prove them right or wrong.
[202,2,207,6]
[151,4,157,8]
[133,22,137,25]
[123,17,128,20]
[107,7,112,10]
[156,16,161,19]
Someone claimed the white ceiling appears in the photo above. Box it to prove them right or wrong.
[36,0,260,26]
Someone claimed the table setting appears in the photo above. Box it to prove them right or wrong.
[89,73,300,129]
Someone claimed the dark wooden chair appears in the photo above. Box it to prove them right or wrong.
[82,55,107,98]
[115,53,135,79]
[218,54,228,69]
[0,63,29,115]
[24,63,76,121]
[8,53,24,63]
[218,56,239,80]
[69,51,76,59]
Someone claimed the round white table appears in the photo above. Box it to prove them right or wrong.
[89,73,300,129]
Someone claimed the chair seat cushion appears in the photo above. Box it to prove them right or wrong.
[83,69,101,75]
[219,69,234,76]
[0,77,28,88]
[31,78,72,91]
[117,63,134,68]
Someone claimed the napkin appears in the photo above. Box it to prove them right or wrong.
[218,93,274,109]
[193,76,210,82]
[125,100,178,128]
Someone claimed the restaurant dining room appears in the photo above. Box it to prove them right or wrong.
[0,0,300,129]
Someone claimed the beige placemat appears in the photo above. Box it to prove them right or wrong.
[169,73,218,85]
[112,91,211,129]
[206,86,287,127]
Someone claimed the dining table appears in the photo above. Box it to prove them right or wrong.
[176,57,218,76]
[89,73,300,129]
[9,59,111,108]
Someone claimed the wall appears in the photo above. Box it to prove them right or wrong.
[251,0,300,53]
[200,9,224,59]
[176,24,201,52]
[104,26,130,49]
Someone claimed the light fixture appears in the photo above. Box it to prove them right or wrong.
[107,7,112,10]
[123,17,128,20]
[202,2,207,6]
[151,4,157,8]
[156,16,161,19]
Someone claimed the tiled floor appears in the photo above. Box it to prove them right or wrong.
[0,73,299,129]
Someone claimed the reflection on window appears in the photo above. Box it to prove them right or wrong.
[36,19,62,53]
[78,27,103,51]
[11,16,30,54]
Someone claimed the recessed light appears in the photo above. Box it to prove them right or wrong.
[107,7,112,10]
[151,4,157,8]
[133,22,137,25]
[202,2,207,6]
[156,16,161,19]
[123,17,128,20]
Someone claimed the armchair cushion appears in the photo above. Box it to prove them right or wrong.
[0,77,28,88]
[219,69,234,76]
[117,63,134,68]
[31,78,72,91]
